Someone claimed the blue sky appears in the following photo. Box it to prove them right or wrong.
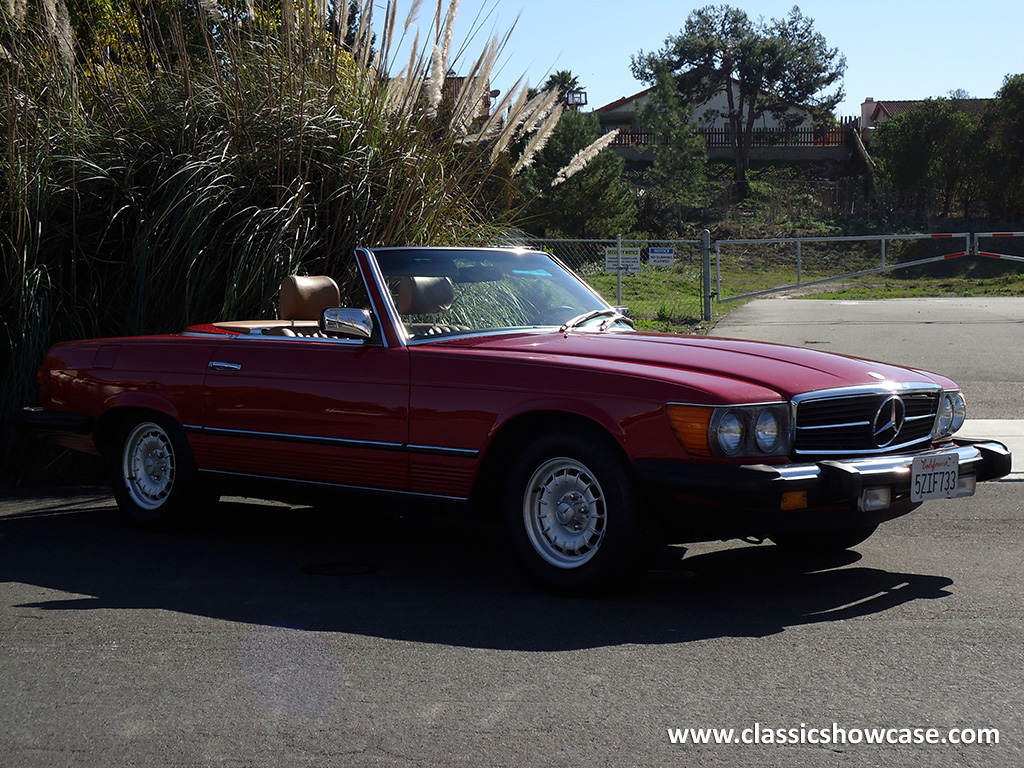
[388,0,1024,118]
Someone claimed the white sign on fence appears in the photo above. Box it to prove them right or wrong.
[649,247,675,266]
[604,246,642,273]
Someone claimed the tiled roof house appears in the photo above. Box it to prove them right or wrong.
[860,97,993,132]
[595,84,852,163]
[596,83,815,134]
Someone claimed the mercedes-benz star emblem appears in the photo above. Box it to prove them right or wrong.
[873,395,906,447]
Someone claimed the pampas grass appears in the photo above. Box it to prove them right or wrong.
[514,102,564,174]
[0,0,619,479]
[551,129,621,186]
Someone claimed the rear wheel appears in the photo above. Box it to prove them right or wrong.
[503,432,644,592]
[770,524,878,552]
[111,415,201,530]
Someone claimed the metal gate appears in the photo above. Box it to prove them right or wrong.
[714,233,975,303]
[975,231,1024,263]
[715,231,1024,304]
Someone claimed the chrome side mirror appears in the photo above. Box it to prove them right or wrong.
[320,308,374,340]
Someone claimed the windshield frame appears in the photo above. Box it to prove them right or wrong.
[367,247,630,344]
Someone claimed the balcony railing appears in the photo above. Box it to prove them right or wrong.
[609,121,855,149]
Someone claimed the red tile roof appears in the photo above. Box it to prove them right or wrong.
[872,98,992,121]
[595,88,654,113]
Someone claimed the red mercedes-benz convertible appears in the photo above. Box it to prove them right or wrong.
[17,247,1012,590]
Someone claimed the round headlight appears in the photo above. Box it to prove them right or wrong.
[754,410,781,453]
[951,392,967,433]
[937,394,954,436]
[716,411,745,456]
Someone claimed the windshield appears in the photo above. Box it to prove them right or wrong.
[371,248,631,339]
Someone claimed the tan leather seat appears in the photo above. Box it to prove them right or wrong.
[396,276,472,337]
[266,275,341,337]
[280,275,341,319]
[397,276,454,315]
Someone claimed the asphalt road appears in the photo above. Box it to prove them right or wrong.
[2,298,1022,767]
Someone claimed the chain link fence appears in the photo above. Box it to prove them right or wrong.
[522,238,708,331]
[509,231,1024,331]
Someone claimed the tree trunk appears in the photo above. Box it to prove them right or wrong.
[733,142,747,185]
[732,103,757,193]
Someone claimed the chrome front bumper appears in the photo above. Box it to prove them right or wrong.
[759,439,1011,498]
[635,438,1012,509]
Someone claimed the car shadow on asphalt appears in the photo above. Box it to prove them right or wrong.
[0,489,954,652]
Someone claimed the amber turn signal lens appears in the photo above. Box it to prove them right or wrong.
[780,491,808,510]
[667,405,714,457]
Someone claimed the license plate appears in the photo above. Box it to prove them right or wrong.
[911,453,960,502]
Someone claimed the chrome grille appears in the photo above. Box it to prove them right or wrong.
[793,385,941,457]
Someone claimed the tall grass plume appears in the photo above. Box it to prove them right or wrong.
[1,0,618,480]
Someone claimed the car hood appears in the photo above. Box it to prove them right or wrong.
[434,330,951,400]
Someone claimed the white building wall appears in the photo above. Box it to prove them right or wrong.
[695,86,813,130]
[598,85,813,132]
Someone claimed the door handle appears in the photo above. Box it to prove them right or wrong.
[208,361,243,372]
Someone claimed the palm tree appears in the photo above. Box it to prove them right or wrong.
[543,70,581,94]
[528,70,583,103]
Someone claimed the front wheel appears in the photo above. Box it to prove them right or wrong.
[503,432,644,592]
[111,415,201,530]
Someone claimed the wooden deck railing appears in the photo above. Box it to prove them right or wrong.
[609,120,855,149]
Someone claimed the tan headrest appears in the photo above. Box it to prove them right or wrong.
[279,275,341,321]
[397,276,455,315]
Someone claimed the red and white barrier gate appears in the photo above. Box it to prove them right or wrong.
[975,232,1024,262]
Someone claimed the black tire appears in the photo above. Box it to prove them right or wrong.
[502,431,645,593]
[770,524,878,552]
[110,414,202,530]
